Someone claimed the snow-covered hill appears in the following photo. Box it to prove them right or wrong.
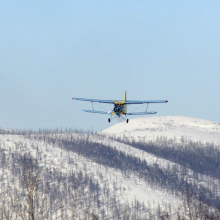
[0,134,179,207]
[0,132,181,219]
[102,116,220,145]
[1,116,220,219]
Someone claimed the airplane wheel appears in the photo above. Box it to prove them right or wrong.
[126,119,129,123]
[108,118,111,123]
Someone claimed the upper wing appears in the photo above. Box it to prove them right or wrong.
[126,111,157,115]
[73,97,168,104]
[72,97,115,104]
[124,100,168,104]
[83,109,113,114]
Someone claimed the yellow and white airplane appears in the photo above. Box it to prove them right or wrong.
[72,91,168,123]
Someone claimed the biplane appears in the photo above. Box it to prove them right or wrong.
[72,91,168,123]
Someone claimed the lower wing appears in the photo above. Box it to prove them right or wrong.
[83,110,113,114]
[126,111,157,115]
[83,110,157,115]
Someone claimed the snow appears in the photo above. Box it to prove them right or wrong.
[1,115,220,217]
[101,116,220,145]
[90,134,220,201]
[0,134,180,212]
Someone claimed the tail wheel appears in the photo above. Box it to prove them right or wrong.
[108,118,111,123]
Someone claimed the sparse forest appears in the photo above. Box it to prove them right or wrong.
[0,128,220,219]
[113,135,220,179]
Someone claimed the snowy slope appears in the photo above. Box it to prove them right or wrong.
[90,135,220,201]
[102,116,220,145]
[0,134,180,215]
[1,116,220,218]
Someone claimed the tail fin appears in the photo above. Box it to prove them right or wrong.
[123,91,127,113]
[123,91,127,102]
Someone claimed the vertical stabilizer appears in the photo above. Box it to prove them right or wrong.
[124,91,127,102]
[123,91,127,113]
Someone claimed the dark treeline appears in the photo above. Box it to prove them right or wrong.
[109,136,220,179]
[0,127,94,135]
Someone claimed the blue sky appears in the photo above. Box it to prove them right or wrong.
[1,1,220,132]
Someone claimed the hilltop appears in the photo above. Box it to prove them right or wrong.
[102,116,220,145]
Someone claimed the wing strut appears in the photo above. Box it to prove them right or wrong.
[146,103,149,112]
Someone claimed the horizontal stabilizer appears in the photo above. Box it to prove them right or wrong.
[83,109,113,115]
[126,111,157,115]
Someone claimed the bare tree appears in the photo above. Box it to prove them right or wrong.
[20,155,41,220]
[159,212,171,220]
[68,183,78,220]
[177,187,220,220]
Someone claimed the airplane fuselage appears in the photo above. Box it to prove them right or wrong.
[112,101,127,117]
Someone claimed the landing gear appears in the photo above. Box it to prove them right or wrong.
[108,118,111,123]
[126,119,129,123]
